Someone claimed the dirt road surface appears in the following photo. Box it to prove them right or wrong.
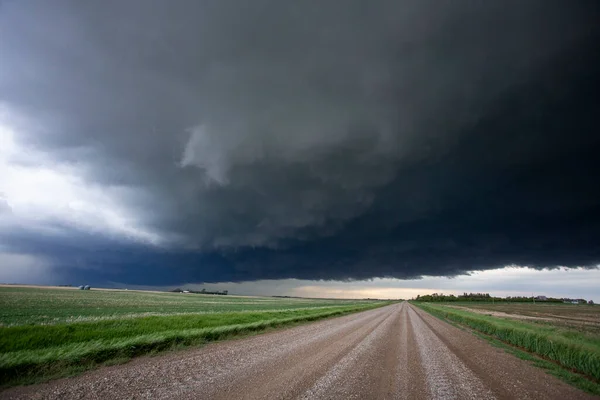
[2,303,594,400]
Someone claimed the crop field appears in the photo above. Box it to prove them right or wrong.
[414,302,600,387]
[0,286,387,387]
[445,302,600,335]
[0,286,377,326]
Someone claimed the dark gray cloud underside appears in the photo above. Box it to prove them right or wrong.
[1,1,599,285]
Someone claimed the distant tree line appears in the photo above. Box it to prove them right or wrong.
[415,293,492,302]
[414,292,591,304]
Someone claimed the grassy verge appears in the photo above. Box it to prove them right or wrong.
[413,302,600,385]
[472,330,600,396]
[0,302,389,388]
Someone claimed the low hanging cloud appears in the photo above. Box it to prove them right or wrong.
[0,1,599,285]
[0,194,11,215]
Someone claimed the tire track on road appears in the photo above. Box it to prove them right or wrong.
[299,304,401,399]
[215,305,399,399]
[407,305,496,399]
[396,302,428,400]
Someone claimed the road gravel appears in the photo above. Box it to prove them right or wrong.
[1,302,595,399]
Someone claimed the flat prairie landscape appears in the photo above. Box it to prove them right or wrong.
[2,302,597,400]
[2,288,600,399]
[0,286,385,387]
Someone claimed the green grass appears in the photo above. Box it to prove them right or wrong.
[415,304,600,395]
[0,287,389,387]
[473,331,600,396]
[0,287,373,326]
[413,302,600,384]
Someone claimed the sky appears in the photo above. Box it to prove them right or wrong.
[1,1,599,300]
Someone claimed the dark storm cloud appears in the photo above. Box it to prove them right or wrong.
[1,1,599,284]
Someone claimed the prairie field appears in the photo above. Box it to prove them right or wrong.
[0,286,387,387]
[0,286,376,326]
[447,302,600,335]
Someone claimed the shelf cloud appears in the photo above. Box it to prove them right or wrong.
[1,1,599,286]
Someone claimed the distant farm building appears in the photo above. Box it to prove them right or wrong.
[562,298,586,304]
[170,288,228,295]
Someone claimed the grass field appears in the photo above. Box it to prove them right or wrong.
[414,302,600,388]
[0,286,388,387]
[0,286,378,326]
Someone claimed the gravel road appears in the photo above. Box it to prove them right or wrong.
[2,303,595,400]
